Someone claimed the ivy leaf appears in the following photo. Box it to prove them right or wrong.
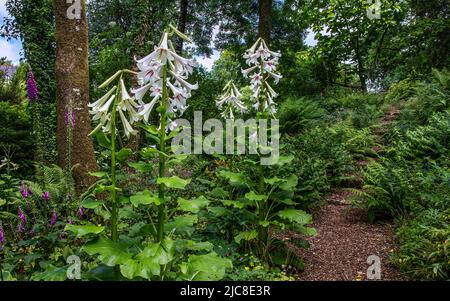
[65,223,105,238]
[130,190,161,207]
[157,176,191,189]
[277,208,312,225]
[177,196,209,213]
[234,230,258,244]
[179,252,232,281]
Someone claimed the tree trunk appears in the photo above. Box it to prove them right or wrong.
[176,0,189,53]
[54,0,97,194]
[258,0,273,43]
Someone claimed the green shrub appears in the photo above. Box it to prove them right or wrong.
[393,209,449,280]
[278,97,326,134]
[0,102,34,177]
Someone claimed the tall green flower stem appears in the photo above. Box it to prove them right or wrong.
[110,75,122,242]
[156,65,169,243]
[89,69,138,241]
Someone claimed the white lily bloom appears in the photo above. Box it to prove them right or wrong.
[132,30,198,127]
[89,74,139,138]
[216,81,247,119]
[242,38,282,116]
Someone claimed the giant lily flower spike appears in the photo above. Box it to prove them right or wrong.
[132,25,198,130]
[216,80,247,119]
[242,38,282,116]
[89,70,139,138]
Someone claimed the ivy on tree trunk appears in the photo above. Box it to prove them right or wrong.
[54,0,97,194]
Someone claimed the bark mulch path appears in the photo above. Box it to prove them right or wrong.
[295,106,402,281]
[297,189,400,281]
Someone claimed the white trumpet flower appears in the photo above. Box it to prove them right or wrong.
[89,72,139,138]
[216,81,247,119]
[242,38,282,116]
[132,30,198,130]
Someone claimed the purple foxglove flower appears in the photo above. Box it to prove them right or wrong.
[67,218,73,225]
[18,207,27,233]
[0,225,4,250]
[65,109,75,129]
[26,70,39,102]
[43,191,50,202]
[59,232,66,240]
[77,207,85,218]
[20,182,28,198]
[50,211,57,226]
[29,226,34,236]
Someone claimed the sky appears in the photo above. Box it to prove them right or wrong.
[0,1,317,68]
[0,0,23,65]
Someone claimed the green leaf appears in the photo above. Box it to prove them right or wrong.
[81,198,102,209]
[128,161,153,173]
[89,171,108,178]
[130,190,161,207]
[264,177,283,185]
[83,237,132,266]
[31,265,68,281]
[165,215,198,236]
[277,208,312,225]
[218,170,247,186]
[179,252,232,281]
[177,196,209,213]
[210,187,229,198]
[280,175,298,191]
[234,230,258,244]
[157,176,191,189]
[181,240,214,251]
[274,155,295,166]
[245,191,267,201]
[121,237,175,279]
[95,131,111,149]
[221,200,246,209]
[0,198,6,206]
[116,148,132,161]
[65,223,105,238]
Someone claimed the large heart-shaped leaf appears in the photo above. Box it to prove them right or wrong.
[245,191,267,201]
[277,208,312,225]
[31,265,68,281]
[157,176,191,189]
[165,215,198,236]
[179,252,232,281]
[65,223,105,238]
[130,190,161,207]
[177,196,209,213]
[83,237,132,266]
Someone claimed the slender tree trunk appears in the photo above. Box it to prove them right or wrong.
[176,0,189,53]
[54,0,97,194]
[258,0,273,43]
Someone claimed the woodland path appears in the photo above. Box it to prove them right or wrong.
[297,106,402,281]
